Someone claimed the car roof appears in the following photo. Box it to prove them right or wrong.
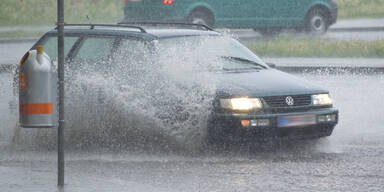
[145,28,220,38]
[45,24,221,40]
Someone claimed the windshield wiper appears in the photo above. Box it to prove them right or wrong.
[222,56,268,69]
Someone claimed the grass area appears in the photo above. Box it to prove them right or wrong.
[247,38,384,58]
[0,31,45,39]
[336,0,384,19]
[0,0,123,26]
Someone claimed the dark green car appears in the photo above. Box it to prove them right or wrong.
[13,23,338,144]
[123,0,338,34]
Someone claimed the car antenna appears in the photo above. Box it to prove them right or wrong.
[86,15,92,25]
[86,15,95,29]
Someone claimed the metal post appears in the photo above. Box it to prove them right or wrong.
[57,0,65,187]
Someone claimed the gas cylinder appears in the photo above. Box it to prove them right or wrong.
[19,45,54,128]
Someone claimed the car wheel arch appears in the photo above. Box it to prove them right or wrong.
[304,4,332,34]
[187,5,215,27]
[305,4,332,24]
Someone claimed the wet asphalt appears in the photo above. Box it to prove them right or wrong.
[0,70,383,192]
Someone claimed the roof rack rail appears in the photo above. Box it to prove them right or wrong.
[118,21,214,31]
[57,24,147,33]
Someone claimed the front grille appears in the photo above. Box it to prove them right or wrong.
[263,95,311,107]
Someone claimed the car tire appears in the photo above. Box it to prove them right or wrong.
[305,8,329,35]
[188,10,214,27]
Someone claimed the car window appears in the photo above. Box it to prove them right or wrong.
[112,38,152,76]
[40,36,79,61]
[73,37,115,63]
[114,38,148,63]
[157,36,267,71]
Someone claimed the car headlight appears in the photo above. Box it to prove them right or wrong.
[312,94,333,106]
[220,97,263,111]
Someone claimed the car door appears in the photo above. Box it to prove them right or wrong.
[267,0,301,25]
[113,37,149,74]
[199,0,246,26]
[233,0,269,26]
[68,36,118,104]
[247,0,300,26]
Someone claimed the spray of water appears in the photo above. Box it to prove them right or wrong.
[12,35,234,152]
[0,72,17,147]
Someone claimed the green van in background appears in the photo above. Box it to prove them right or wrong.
[123,0,338,35]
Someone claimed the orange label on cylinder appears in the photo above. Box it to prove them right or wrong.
[20,103,53,114]
[19,72,27,91]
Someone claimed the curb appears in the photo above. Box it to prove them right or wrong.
[329,27,384,32]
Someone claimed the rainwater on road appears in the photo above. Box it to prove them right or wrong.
[0,69,383,192]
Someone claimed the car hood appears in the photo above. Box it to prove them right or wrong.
[216,69,328,97]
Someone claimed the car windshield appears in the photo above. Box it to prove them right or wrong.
[156,36,268,71]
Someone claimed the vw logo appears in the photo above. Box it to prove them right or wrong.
[285,96,294,106]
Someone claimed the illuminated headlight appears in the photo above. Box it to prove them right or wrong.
[220,98,263,111]
[312,94,333,106]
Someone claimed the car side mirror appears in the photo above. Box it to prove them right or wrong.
[266,62,276,68]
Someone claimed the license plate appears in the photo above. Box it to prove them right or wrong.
[277,114,316,128]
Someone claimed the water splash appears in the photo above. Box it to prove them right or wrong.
[12,35,234,152]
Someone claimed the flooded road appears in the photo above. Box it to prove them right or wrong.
[0,69,383,192]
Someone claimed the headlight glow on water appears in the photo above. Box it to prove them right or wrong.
[312,94,333,106]
[220,98,263,111]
